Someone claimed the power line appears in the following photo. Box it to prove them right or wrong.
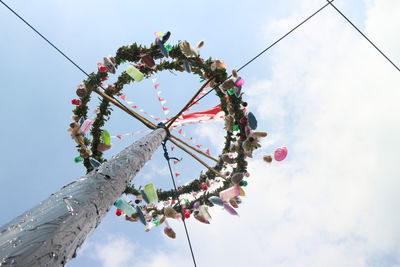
[327,0,400,72]
[184,0,336,111]
[0,0,90,76]
[162,141,198,267]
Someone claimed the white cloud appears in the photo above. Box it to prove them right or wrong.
[194,121,225,152]
[90,236,136,267]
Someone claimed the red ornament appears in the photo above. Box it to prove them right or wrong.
[116,209,122,216]
[71,99,81,106]
[201,182,208,191]
[240,116,248,125]
[171,199,176,205]
[101,76,108,81]
[184,209,191,219]
[99,65,108,73]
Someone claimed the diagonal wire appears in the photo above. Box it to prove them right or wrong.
[162,141,198,267]
[0,0,90,76]
[181,0,336,112]
[326,0,400,72]
[0,0,160,131]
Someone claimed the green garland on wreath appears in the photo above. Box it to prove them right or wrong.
[69,32,266,237]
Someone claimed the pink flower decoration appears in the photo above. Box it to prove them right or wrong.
[274,147,288,161]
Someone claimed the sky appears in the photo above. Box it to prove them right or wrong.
[0,0,400,266]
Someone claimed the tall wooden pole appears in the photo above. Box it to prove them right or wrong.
[0,128,166,267]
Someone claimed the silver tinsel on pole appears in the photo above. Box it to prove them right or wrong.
[0,128,166,267]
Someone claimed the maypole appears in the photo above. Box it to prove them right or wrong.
[0,128,166,266]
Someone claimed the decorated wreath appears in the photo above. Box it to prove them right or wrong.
[68,31,287,238]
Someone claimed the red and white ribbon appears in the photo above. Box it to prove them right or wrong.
[171,104,224,127]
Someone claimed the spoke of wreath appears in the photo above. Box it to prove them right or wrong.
[93,88,156,130]
[92,87,225,179]
[92,86,220,163]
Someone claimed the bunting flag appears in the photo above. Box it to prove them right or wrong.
[117,94,161,122]
[151,77,170,116]
[111,130,151,139]
[172,127,213,157]
[171,104,224,127]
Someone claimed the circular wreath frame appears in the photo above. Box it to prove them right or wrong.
[70,34,258,221]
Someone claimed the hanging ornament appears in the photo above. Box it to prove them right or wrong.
[80,119,93,134]
[134,196,142,204]
[164,226,176,239]
[184,209,191,219]
[201,182,208,191]
[239,180,248,187]
[234,77,245,87]
[194,212,210,224]
[97,62,108,73]
[183,61,191,73]
[154,31,163,39]
[230,172,244,185]
[76,84,90,97]
[141,55,156,68]
[116,209,122,216]
[89,158,101,168]
[234,86,242,97]
[247,112,257,130]
[101,130,111,146]
[74,156,83,163]
[126,65,144,82]
[229,198,239,208]
[199,205,212,221]
[125,215,137,222]
[219,78,235,93]
[193,201,201,210]
[179,40,204,58]
[263,154,273,163]
[142,184,159,203]
[140,189,150,204]
[223,202,239,216]
[71,99,82,106]
[136,206,147,225]
[156,39,169,58]
[274,147,288,161]
[164,206,179,219]
[209,196,224,206]
[114,199,136,217]
[219,186,241,201]
[97,143,111,152]
[165,44,173,51]
[161,31,171,44]
[103,56,116,74]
